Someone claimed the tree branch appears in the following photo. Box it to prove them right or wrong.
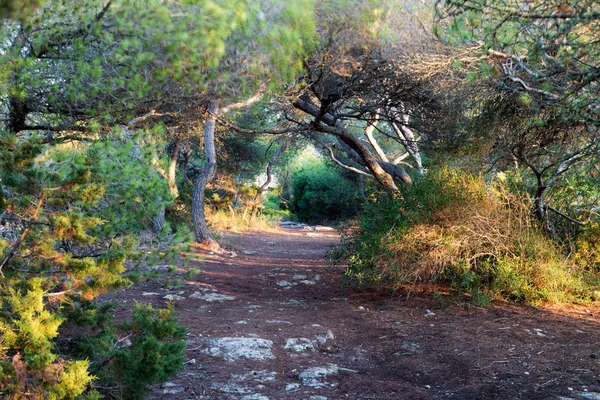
[218,85,266,115]
[292,97,410,189]
[547,206,584,226]
[324,145,373,177]
[215,116,307,135]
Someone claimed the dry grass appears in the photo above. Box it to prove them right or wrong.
[206,207,282,234]
[371,170,591,303]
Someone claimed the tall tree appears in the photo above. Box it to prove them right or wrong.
[435,0,600,226]
[0,1,265,396]
[185,0,316,248]
[282,0,448,189]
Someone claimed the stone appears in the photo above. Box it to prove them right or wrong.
[284,338,316,352]
[266,320,292,325]
[162,382,185,394]
[395,343,422,355]
[149,264,171,271]
[211,382,251,394]
[532,328,547,337]
[315,330,335,345]
[232,370,277,383]
[241,395,269,400]
[281,299,301,305]
[285,383,301,393]
[186,372,205,380]
[189,291,236,302]
[577,393,600,400]
[299,365,341,388]
[203,337,275,362]
[315,226,335,231]
[276,280,293,288]
[163,294,185,301]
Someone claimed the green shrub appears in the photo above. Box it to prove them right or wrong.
[69,302,186,400]
[336,167,598,304]
[186,268,201,279]
[0,129,189,399]
[290,160,362,223]
[262,191,290,219]
[0,279,97,399]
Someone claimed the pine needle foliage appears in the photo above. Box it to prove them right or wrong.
[0,128,186,398]
[67,302,186,400]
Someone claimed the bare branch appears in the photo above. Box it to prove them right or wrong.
[324,145,373,177]
[547,206,584,226]
[505,75,560,100]
[215,116,308,135]
[127,109,163,127]
[218,85,266,115]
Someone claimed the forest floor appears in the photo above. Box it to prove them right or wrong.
[105,225,600,400]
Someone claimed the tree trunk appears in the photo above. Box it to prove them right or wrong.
[153,202,166,234]
[335,136,412,185]
[389,107,424,175]
[357,174,367,201]
[534,182,547,221]
[192,101,220,250]
[249,139,290,224]
[363,114,389,162]
[534,180,556,235]
[167,138,181,198]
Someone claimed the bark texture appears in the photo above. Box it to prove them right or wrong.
[192,101,220,249]
[249,139,291,223]
[153,138,181,234]
[389,107,424,175]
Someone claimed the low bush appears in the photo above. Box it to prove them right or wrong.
[67,302,186,399]
[205,207,280,233]
[336,167,598,304]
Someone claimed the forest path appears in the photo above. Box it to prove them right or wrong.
[115,226,600,400]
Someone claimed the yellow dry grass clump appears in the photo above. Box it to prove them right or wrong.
[375,170,590,303]
[206,207,280,233]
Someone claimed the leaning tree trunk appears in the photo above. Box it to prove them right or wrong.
[292,97,408,190]
[389,107,424,175]
[192,101,220,250]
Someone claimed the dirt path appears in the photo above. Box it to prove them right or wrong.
[112,227,599,399]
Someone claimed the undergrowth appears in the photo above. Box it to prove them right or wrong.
[66,302,186,399]
[334,168,600,305]
[206,207,281,233]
